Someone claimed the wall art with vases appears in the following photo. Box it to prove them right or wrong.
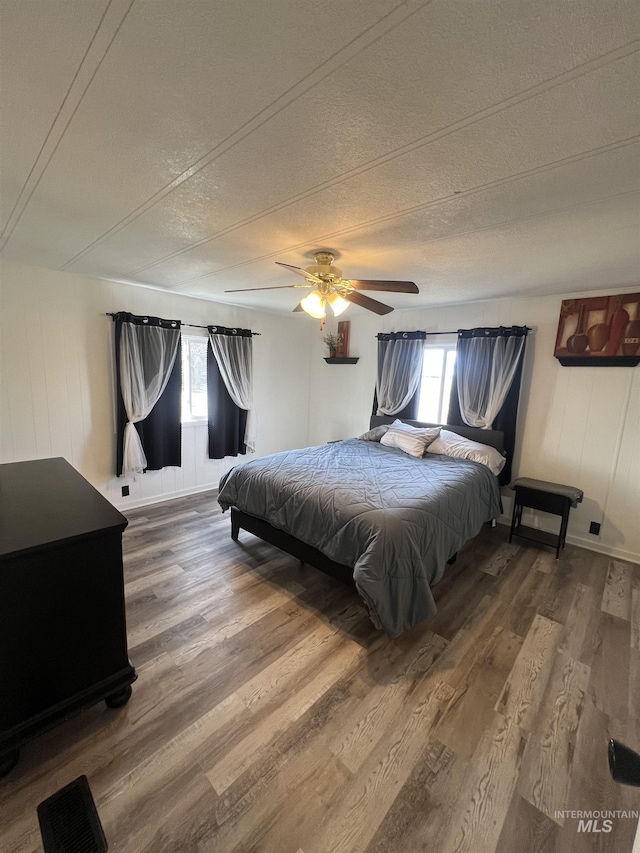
[554,292,640,366]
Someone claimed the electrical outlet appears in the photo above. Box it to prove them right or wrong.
[121,485,130,497]
[589,521,600,535]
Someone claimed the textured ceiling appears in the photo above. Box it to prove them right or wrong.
[1,0,638,315]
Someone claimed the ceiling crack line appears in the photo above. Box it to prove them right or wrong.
[169,136,640,286]
[168,190,640,298]
[0,0,136,252]
[0,0,112,238]
[172,188,639,298]
[358,188,640,261]
[124,48,637,277]
[58,0,436,270]
[122,36,640,280]
[61,32,638,274]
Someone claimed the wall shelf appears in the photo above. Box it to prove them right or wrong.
[556,356,640,367]
[324,357,359,364]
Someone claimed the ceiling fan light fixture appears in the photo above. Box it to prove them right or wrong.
[327,292,349,316]
[269,253,417,321]
[300,290,326,319]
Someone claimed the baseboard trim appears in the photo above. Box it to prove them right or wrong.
[497,516,639,565]
[562,535,639,565]
[114,482,218,511]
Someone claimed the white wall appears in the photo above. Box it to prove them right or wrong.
[0,259,312,510]
[1,259,638,563]
[308,291,640,564]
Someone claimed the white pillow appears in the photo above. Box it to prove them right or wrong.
[387,419,441,439]
[380,420,441,458]
[427,428,506,475]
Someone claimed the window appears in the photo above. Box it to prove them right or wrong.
[181,336,208,421]
[416,345,457,423]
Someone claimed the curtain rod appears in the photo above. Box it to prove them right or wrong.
[375,330,460,337]
[375,327,531,338]
[105,313,261,334]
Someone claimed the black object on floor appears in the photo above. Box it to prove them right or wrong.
[608,739,640,787]
[37,775,108,852]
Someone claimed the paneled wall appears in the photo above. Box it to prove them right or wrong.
[1,259,637,562]
[0,260,311,509]
[308,291,640,563]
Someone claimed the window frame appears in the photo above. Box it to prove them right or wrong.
[180,333,209,424]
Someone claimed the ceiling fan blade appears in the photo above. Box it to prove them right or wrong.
[292,302,304,313]
[347,280,418,293]
[344,290,394,315]
[275,261,322,284]
[224,284,310,292]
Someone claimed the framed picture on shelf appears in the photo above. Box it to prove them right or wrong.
[337,320,350,358]
[554,293,640,366]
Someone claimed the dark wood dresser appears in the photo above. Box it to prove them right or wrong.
[0,458,136,776]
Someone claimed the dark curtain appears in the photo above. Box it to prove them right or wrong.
[207,326,250,459]
[115,312,182,476]
[371,331,426,420]
[447,326,529,485]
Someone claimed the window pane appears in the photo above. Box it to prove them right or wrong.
[441,349,457,422]
[190,340,207,393]
[181,343,191,421]
[417,348,445,422]
[181,337,208,421]
[416,345,457,423]
[189,339,208,418]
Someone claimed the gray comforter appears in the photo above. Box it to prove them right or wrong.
[217,439,501,637]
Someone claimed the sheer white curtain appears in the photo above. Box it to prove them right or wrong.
[457,333,526,428]
[376,335,425,416]
[209,329,255,452]
[120,321,181,477]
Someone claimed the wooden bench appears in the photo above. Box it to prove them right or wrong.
[509,477,584,559]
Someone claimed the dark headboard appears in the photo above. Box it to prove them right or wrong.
[369,416,505,455]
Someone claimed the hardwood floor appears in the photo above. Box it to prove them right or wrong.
[1,491,638,853]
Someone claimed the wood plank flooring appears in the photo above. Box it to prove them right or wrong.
[1,491,639,853]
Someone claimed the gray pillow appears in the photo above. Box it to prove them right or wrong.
[357,424,390,442]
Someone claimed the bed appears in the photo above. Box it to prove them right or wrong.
[217,417,504,637]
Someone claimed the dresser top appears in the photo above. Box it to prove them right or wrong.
[0,458,127,559]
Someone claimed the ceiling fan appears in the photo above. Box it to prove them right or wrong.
[225,251,419,327]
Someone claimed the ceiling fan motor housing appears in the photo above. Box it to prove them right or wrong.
[305,251,343,283]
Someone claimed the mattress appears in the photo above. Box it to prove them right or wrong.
[218,438,501,637]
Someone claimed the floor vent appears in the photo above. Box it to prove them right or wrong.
[37,775,108,852]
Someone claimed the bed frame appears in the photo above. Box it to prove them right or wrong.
[229,417,506,589]
[231,505,357,588]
